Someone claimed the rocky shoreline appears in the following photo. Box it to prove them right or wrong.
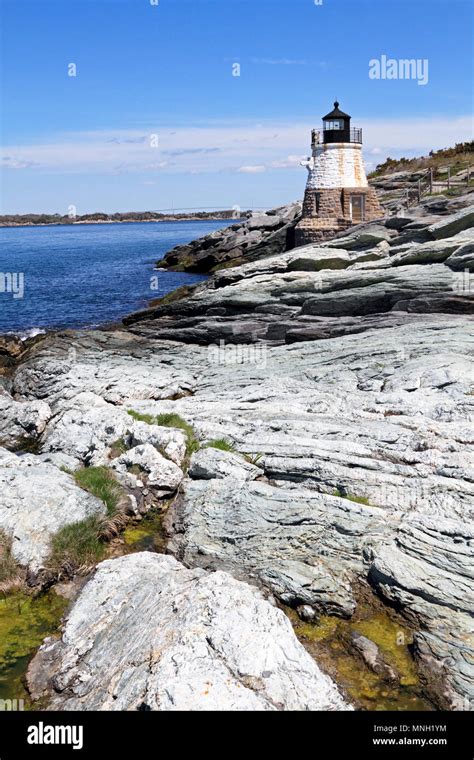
[0,185,473,712]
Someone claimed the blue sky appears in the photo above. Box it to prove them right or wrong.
[1,0,472,214]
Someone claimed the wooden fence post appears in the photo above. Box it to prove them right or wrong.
[447,167,451,191]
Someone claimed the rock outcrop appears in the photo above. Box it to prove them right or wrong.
[152,177,473,276]
[188,446,262,481]
[0,448,106,571]
[156,202,302,273]
[0,388,51,449]
[166,477,391,617]
[123,203,474,345]
[37,391,187,469]
[10,308,474,707]
[3,197,474,711]
[27,553,349,711]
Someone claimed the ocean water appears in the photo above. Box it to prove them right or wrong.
[0,220,232,335]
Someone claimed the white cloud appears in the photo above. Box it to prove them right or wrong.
[237,165,266,174]
[270,155,306,169]
[1,116,471,177]
[2,156,39,170]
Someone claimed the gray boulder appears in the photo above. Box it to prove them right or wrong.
[166,478,392,617]
[111,443,183,497]
[27,553,350,711]
[0,389,51,449]
[0,448,105,570]
[324,225,393,250]
[40,392,187,467]
[189,447,262,480]
[428,206,474,240]
[156,202,302,273]
[389,236,468,266]
[247,214,282,231]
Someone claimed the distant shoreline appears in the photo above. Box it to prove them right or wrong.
[0,215,243,229]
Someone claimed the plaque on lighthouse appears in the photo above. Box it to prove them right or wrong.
[295,102,384,245]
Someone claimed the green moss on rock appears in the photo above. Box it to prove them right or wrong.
[0,592,68,707]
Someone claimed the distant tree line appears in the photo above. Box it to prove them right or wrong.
[0,210,244,226]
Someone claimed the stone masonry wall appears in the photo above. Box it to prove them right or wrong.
[307,143,368,190]
[295,185,384,245]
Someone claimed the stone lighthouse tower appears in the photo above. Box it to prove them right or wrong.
[295,102,383,245]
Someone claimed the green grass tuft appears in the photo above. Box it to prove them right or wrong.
[127,409,156,425]
[127,409,200,458]
[73,466,122,516]
[109,437,129,459]
[46,517,106,572]
[155,413,200,456]
[244,452,264,466]
[0,531,21,586]
[332,488,370,505]
[204,438,237,453]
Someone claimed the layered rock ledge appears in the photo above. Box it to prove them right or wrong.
[125,201,474,346]
[2,195,473,711]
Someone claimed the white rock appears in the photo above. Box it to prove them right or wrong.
[189,447,262,480]
[27,553,350,711]
[0,389,51,448]
[0,448,105,570]
[128,420,186,466]
[111,443,183,497]
[40,391,187,467]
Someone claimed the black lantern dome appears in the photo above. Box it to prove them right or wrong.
[322,101,361,144]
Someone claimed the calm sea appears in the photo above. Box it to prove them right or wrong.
[0,220,231,335]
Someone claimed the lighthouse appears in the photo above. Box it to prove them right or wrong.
[295,102,383,245]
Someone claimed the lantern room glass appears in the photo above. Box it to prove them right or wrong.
[324,120,344,130]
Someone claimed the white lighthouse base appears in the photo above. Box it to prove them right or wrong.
[306,142,369,190]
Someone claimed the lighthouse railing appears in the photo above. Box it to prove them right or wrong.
[313,127,363,146]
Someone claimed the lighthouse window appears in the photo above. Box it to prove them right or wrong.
[325,120,344,130]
